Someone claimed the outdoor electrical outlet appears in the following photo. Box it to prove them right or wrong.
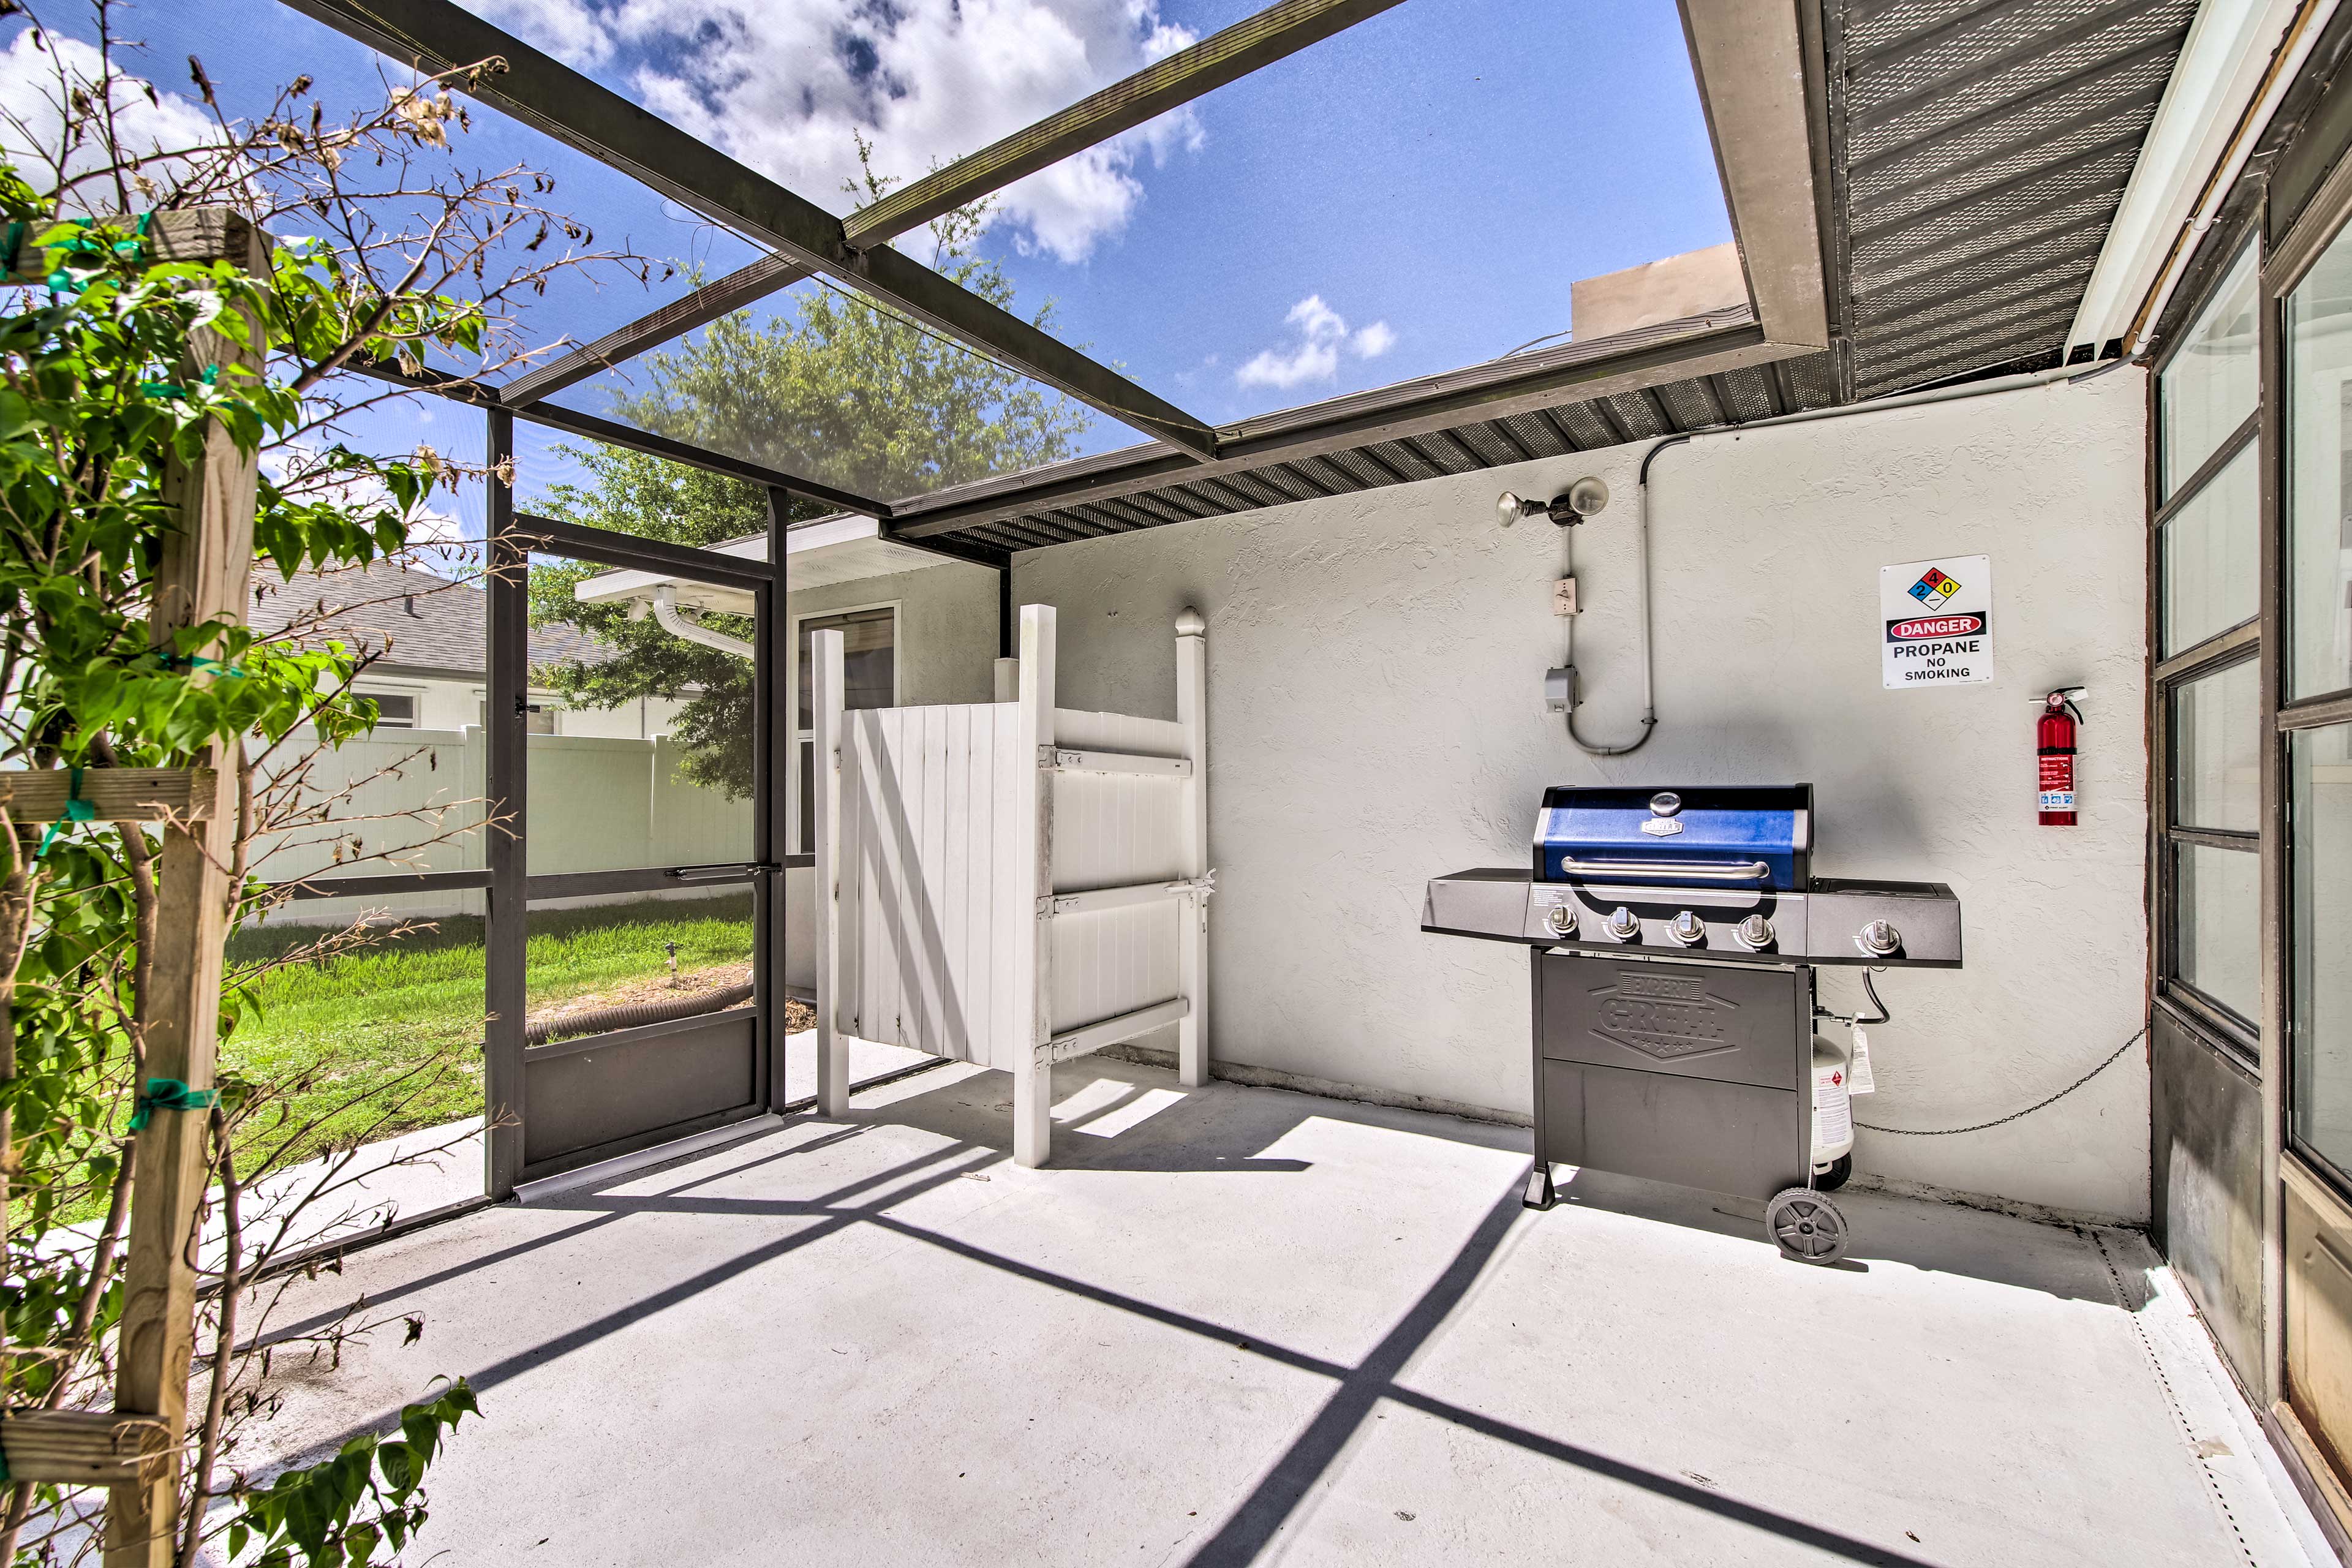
[1554,577,1578,616]
[1545,666,1576,713]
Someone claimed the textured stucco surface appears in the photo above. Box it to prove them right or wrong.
[1012,371,2152,1221]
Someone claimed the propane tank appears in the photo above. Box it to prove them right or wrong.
[1812,1035,1854,1174]
[2037,687,2085,826]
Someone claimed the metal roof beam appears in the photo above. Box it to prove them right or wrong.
[888,311,1795,539]
[497,0,1408,408]
[1679,0,1832,348]
[341,355,894,513]
[281,0,1218,459]
[873,526,1011,573]
[845,0,1406,242]
[515,399,895,518]
[502,255,807,407]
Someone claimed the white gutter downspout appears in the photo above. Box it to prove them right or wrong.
[652,583,755,662]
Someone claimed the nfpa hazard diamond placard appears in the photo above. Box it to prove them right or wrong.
[1880,554,1991,689]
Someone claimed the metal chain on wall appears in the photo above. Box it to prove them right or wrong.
[1855,1026,2149,1136]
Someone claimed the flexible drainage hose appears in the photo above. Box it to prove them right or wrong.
[526,981,755,1046]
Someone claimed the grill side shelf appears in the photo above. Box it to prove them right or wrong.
[1421,869,1542,944]
[1801,881,1962,968]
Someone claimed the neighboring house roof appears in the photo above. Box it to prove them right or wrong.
[247,557,607,680]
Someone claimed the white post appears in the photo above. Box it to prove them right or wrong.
[1175,608,1210,1088]
[1011,605,1057,1166]
[992,657,1020,703]
[813,629,850,1118]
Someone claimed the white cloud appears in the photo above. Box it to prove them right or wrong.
[469,0,616,68]
[481,0,1205,263]
[1234,295,1395,391]
[0,28,216,206]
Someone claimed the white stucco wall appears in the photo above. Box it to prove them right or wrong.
[1012,370,2152,1221]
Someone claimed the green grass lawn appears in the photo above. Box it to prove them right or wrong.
[219,892,755,1178]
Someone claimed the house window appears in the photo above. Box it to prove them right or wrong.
[361,690,418,729]
[2155,238,2261,1052]
[2289,221,2352,701]
[794,606,897,851]
[2288,215,2352,1187]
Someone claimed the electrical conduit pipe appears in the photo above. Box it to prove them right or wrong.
[1569,358,2130,759]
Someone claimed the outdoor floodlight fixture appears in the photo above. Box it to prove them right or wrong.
[1498,477,1612,529]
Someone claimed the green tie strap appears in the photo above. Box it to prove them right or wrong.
[159,650,244,678]
[129,1078,218,1131]
[138,363,220,400]
[34,766,95,859]
[43,211,151,294]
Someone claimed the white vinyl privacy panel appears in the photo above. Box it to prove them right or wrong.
[837,704,1023,1068]
[1049,900,1182,1044]
[813,605,1212,1166]
[835,703,1198,1063]
[1049,712,1189,895]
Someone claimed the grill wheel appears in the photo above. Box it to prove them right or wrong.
[1766,1187,1850,1265]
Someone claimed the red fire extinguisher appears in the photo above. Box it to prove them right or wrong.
[2037,687,2086,826]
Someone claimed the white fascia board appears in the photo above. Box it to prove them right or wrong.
[571,528,778,611]
[2067,0,2302,358]
[575,513,960,610]
[786,514,878,555]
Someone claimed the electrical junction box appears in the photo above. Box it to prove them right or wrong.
[1545,666,1576,713]
[1554,576,1578,616]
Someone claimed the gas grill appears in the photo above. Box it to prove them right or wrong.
[1423,784,1961,1263]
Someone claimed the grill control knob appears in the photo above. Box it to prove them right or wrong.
[1856,918,1901,957]
[1544,903,1575,938]
[1735,913,1774,951]
[1603,906,1640,942]
[1667,910,1706,947]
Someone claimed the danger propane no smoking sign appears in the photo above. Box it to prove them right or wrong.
[1880,554,1992,690]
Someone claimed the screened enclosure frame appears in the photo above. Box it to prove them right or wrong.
[275,409,793,1200]
[281,0,1839,554]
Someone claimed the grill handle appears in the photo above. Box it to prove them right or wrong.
[1555,856,1771,882]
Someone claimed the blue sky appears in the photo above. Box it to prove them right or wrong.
[18,0,1729,531]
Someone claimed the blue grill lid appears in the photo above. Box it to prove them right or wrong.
[1533,785,1812,889]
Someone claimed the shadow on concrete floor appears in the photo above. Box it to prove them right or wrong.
[229,1054,2288,1568]
[835,1054,2140,1310]
[251,1133,1951,1567]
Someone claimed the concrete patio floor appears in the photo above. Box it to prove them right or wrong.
[238,1055,2324,1567]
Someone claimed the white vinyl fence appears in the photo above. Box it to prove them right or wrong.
[811,604,1211,1167]
[256,727,755,925]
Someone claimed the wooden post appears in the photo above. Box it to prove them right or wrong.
[1011,606,1057,1167]
[813,630,849,1118]
[1175,608,1210,1089]
[106,211,269,1568]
